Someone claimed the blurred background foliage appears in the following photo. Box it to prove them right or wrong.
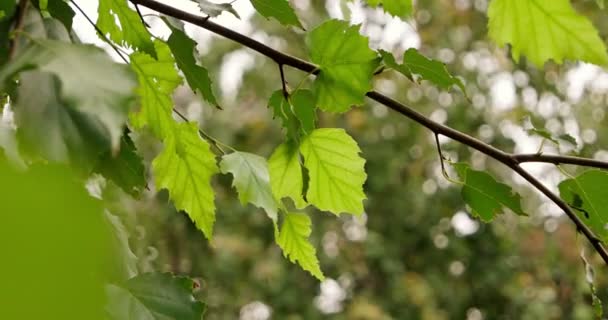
[82,0,608,319]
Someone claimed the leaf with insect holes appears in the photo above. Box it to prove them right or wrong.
[106,273,205,320]
[97,0,155,56]
[454,163,525,221]
[130,40,182,138]
[165,21,219,108]
[380,48,466,95]
[250,0,303,28]
[153,122,218,239]
[559,170,608,243]
[192,0,240,19]
[220,151,279,222]
[300,128,367,215]
[488,0,608,67]
[307,20,380,113]
[364,0,412,17]
[269,141,307,209]
[277,212,324,280]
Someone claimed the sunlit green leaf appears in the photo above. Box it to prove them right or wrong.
[454,163,525,221]
[277,212,324,280]
[130,40,182,138]
[380,48,466,95]
[250,0,303,28]
[488,0,608,67]
[165,21,219,108]
[220,151,278,222]
[300,128,367,215]
[307,20,379,113]
[153,122,218,239]
[364,0,412,17]
[0,39,137,159]
[95,132,146,197]
[269,141,307,209]
[97,0,155,56]
[192,0,240,19]
[106,273,205,320]
[559,170,608,242]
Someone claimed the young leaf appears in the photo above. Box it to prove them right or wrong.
[220,151,278,222]
[269,141,307,209]
[153,122,218,239]
[307,20,379,113]
[0,39,137,154]
[488,0,608,67]
[365,0,412,18]
[192,0,240,19]
[250,0,303,29]
[106,273,205,320]
[165,21,219,108]
[94,132,146,197]
[453,163,525,222]
[380,48,466,95]
[97,0,155,56]
[130,40,182,138]
[300,128,367,215]
[558,170,608,242]
[277,212,324,280]
[268,89,316,141]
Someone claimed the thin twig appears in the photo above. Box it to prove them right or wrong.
[129,0,608,266]
[514,153,608,170]
[7,0,29,60]
[278,64,289,100]
[133,3,151,28]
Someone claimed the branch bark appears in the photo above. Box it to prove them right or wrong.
[130,0,608,265]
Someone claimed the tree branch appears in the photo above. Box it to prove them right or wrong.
[514,153,608,170]
[130,0,608,265]
[7,0,29,60]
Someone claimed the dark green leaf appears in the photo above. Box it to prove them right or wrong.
[380,48,466,95]
[32,0,75,32]
[250,0,303,28]
[106,273,205,320]
[95,132,146,197]
[165,21,219,108]
[559,170,608,242]
[454,163,525,221]
[268,89,316,141]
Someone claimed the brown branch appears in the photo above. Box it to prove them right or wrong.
[7,0,29,60]
[130,0,608,265]
[514,153,608,170]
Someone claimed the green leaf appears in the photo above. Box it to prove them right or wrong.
[95,132,146,197]
[268,89,316,141]
[597,0,605,9]
[220,151,278,222]
[130,40,182,138]
[453,163,525,221]
[0,39,137,157]
[192,0,240,19]
[106,273,205,320]
[165,21,219,108]
[277,212,324,280]
[380,48,466,95]
[488,0,608,67]
[524,117,577,147]
[269,141,307,209]
[365,0,412,17]
[250,0,303,28]
[558,170,608,242]
[300,128,367,215]
[152,122,218,239]
[32,0,75,32]
[307,20,379,113]
[97,0,155,56]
